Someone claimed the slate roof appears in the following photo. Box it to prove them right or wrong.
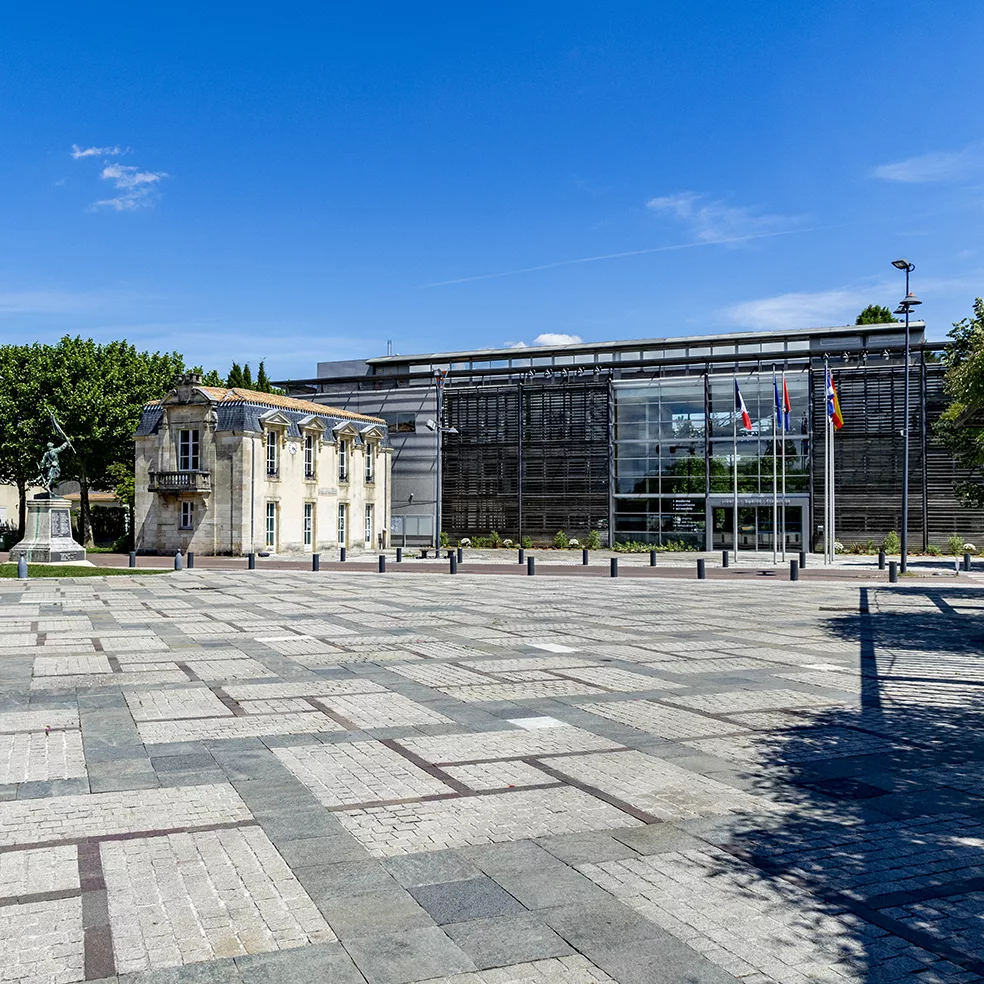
[135,386,386,439]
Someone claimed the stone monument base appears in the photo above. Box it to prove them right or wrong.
[7,495,86,563]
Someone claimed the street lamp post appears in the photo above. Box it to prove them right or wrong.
[891,259,921,573]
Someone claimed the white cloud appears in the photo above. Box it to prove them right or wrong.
[722,287,892,332]
[91,163,169,211]
[646,191,800,242]
[70,144,124,159]
[533,332,582,346]
[505,333,582,348]
[872,143,984,183]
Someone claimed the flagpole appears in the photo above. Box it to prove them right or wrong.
[830,406,836,563]
[823,361,830,564]
[781,370,787,562]
[772,367,778,565]
[733,371,739,556]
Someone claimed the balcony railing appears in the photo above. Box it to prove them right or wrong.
[148,471,212,493]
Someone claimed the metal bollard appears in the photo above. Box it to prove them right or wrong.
[790,559,799,581]
[248,552,256,570]
[583,548,589,566]
[312,553,320,571]
[610,557,618,578]
[527,556,535,576]
[697,558,705,580]
[17,555,27,579]
[339,547,346,562]
[174,550,183,571]
[889,560,898,583]
[878,550,886,570]
[518,548,525,564]
[449,554,457,574]
[964,552,972,572]
[650,549,657,567]
[447,549,454,561]
[722,550,729,568]
[378,555,386,573]
[799,550,807,569]
[457,547,463,563]
[128,551,136,568]
[187,551,195,569]
[396,547,402,563]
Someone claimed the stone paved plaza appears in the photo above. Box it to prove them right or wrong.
[0,571,982,984]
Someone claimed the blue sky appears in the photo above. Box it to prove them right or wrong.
[2,1,982,380]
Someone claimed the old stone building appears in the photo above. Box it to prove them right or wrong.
[134,374,391,555]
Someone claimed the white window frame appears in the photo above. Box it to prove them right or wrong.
[180,500,195,529]
[266,430,279,478]
[365,503,373,544]
[337,503,346,546]
[265,501,277,549]
[304,433,316,479]
[338,440,348,482]
[303,502,314,549]
[178,430,200,472]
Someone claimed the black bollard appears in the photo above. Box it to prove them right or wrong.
[697,558,706,580]
[583,548,589,566]
[128,550,136,568]
[187,551,195,569]
[518,548,525,564]
[790,558,799,581]
[17,555,27,579]
[527,556,535,576]
[799,550,807,569]
[449,554,457,574]
[379,555,386,573]
[650,549,657,567]
[889,560,898,583]
[610,557,618,578]
[248,552,256,570]
[447,549,454,561]
[878,550,886,570]
[396,547,402,563]
[340,547,346,562]
[964,552,972,572]
[722,550,729,569]
[312,553,320,571]
[457,547,463,563]
[174,550,183,571]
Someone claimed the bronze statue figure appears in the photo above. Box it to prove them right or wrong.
[37,412,73,493]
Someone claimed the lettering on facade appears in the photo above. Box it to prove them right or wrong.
[318,487,338,496]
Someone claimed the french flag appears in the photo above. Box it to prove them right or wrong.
[782,376,792,432]
[735,379,753,431]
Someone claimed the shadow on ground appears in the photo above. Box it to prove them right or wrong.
[713,587,984,981]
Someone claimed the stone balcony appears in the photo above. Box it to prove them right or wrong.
[148,470,212,494]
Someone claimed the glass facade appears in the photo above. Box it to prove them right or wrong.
[614,371,810,548]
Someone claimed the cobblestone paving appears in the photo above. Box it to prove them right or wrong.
[1,571,982,984]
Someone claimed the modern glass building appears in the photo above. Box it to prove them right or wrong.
[285,321,984,551]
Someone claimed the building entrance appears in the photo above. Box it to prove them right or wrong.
[711,502,804,552]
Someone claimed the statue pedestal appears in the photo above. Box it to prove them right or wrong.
[8,496,86,563]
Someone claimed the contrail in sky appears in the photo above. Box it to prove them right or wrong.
[417,226,825,289]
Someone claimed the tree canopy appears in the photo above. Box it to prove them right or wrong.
[0,337,183,543]
[856,305,898,325]
[937,298,984,507]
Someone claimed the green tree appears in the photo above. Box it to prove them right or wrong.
[856,305,898,325]
[45,337,184,545]
[242,363,254,388]
[226,362,244,388]
[938,298,984,506]
[255,361,271,392]
[0,344,48,537]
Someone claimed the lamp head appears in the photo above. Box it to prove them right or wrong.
[892,258,915,272]
[898,291,922,308]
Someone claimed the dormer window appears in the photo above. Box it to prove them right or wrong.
[304,433,316,479]
[338,440,348,482]
[178,430,200,472]
[365,444,374,484]
[266,429,279,478]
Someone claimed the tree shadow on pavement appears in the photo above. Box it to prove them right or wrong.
[704,586,984,983]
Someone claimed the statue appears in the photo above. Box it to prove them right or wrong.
[36,412,73,493]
